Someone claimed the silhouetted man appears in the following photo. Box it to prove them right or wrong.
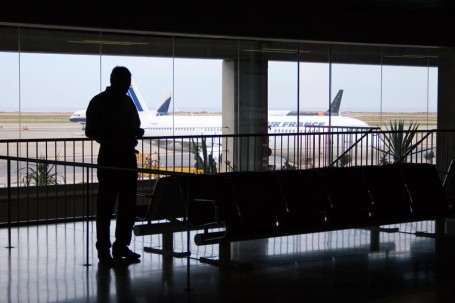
[85,66,144,265]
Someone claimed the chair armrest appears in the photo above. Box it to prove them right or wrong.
[190,198,221,227]
[137,192,153,198]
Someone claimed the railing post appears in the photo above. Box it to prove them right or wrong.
[6,159,14,249]
[185,175,192,292]
[84,166,91,267]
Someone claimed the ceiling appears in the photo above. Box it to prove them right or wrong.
[1,0,454,48]
[0,26,439,68]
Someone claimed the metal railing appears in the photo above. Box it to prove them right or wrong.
[1,128,455,227]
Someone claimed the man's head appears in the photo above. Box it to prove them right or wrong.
[110,66,131,94]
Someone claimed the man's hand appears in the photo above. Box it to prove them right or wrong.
[136,128,145,138]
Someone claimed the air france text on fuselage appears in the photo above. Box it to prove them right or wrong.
[268,121,326,128]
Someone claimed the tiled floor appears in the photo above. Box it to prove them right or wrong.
[1,221,455,303]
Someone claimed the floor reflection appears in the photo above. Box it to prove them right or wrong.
[1,221,454,302]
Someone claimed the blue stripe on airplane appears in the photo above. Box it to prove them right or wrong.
[69,117,86,123]
[127,88,143,112]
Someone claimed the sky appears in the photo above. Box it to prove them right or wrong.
[0,52,438,113]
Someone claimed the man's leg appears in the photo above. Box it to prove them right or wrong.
[96,169,118,263]
[112,167,140,260]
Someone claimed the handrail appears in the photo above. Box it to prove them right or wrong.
[0,127,378,144]
[330,128,378,167]
[0,128,449,178]
[0,155,191,177]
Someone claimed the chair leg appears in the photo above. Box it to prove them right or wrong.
[163,232,174,252]
[435,218,446,237]
[219,242,231,262]
[143,232,189,258]
[370,226,380,252]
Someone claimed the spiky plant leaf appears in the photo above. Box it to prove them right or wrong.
[379,120,419,163]
[21,155,59,186]
[190,137,219,174]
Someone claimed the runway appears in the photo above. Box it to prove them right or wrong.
[0,122,86,140]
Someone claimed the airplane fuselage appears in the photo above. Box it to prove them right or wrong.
[141,114,373,164]
[142,115,225,136]
[142,114,370,136]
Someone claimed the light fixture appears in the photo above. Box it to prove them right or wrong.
[244,48,311,54]
[67,40,148,46]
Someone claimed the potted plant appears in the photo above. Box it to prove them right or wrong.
[378,120,419,164]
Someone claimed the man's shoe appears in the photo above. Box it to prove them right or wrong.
[112,245,141,260]
[98,252,114,266]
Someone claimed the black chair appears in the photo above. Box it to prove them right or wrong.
[319,166,373,227]
[275,169,331,233]
[399,163,450,218]
[143,176,186,222]
[187,173,240,246]
[227,171,287,238]
[134,176,186,236]
[361,165,412,224]
[186,173,238,228]
[133,176,188,257]
[443,159,455,214]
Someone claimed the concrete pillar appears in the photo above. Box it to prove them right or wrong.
[222,44,269,172]
[437,48,455,175]
[222,60,236,172]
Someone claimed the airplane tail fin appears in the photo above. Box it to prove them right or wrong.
[328,89,343,115]
[127,81,149,112]
[156,96,172,116]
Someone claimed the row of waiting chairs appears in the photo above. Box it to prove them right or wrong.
[133,163,452,247]
[185,163,451,245]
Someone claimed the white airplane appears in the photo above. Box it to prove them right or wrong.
[139,95,373,166]
[140,89,354,136]
[141,112,369,136]
[72,84,372,165]
[69,84,172,124]
[69,109,87,123]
